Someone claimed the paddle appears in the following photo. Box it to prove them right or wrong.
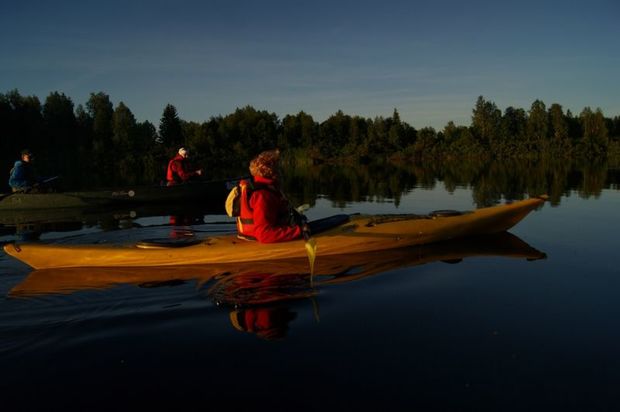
[304,230,317,285]
[0,176,60,201]
[39,175,60,185]
[296,204,317,286]
[311,297,321,323]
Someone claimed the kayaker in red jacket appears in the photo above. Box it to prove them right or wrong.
[237,149,307,243]
[166,147,203,186]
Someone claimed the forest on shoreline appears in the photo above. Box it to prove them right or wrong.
[1,89,619,190]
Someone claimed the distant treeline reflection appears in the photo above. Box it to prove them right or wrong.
[1,89,619,202]
[281,159,617,208]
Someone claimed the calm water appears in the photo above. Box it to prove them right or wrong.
[1,177,619,411]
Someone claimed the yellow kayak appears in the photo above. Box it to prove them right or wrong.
[3,196,546,270]
[9,232,545,299]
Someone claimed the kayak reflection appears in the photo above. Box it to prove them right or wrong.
[9,232,546,339]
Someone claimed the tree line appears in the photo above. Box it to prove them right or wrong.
[1,90,618,190]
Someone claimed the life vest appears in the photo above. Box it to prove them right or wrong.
[166,157,180,183]
[236,179,278,238]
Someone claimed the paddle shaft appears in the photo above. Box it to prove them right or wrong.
[1,176,60,198]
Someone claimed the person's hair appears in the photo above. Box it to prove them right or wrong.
[249,149,280,179]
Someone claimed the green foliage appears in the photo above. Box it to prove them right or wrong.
[86,92,114,181]
[1,89,618,191]
[413,127,438,156]
[279,111,318,149]
[159,104,184,148]
[0,90,43,163]
[548,103,571,155]
[42,92,78,175]
[472,96,502,147]
[526,99,549,151]
[317,110,351,157]
[578,107,609,158]
[112,102,142,183]
[498,107,527,155]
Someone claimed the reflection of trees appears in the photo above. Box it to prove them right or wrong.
[575,159,608,198]
[608,169,620,190]
[280,159,611,208]
[282,162,419,208]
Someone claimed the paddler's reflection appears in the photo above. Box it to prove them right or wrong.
[15,224,42,241]
[208,271,314,340]
[208,272,315,306]
[229,306,297,341]
[169,214,204,238]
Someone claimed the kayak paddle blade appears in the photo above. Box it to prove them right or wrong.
[305,237,317,286]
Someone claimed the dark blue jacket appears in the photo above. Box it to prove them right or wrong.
[8,160,37,190]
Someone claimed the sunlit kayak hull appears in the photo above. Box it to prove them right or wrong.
[3,196,546,270]
[9,232,546,298]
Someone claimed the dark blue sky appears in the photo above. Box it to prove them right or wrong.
[1,0,618,128]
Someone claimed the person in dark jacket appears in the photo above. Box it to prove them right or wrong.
[236,149,308,243]
[166,147,203,186]
[8,149,39,192]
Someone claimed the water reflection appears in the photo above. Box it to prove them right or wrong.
[9,232,546,340]
[281,159,616,208]
[1,160,616,240]
[0,201,224,241]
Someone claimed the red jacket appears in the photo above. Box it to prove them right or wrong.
[166,154,199,185]
[237,176,302,243]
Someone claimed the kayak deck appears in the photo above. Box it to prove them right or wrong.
[3,196,547,269]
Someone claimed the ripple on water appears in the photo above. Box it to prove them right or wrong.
[0,279,220,359]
